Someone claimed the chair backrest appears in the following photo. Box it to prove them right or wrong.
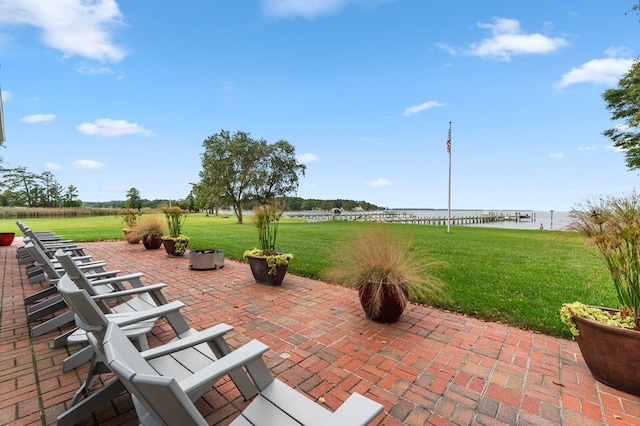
[54,249,100,295]
[22,227,56,252]
[98,322,207,426]
[56,274,111,335]
[23,242,63,282]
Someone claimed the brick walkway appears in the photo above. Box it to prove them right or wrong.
[2,238,640,425]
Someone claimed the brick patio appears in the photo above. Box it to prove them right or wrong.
[2,238,640,425]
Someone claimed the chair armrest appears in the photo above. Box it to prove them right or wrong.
[85,272,145,287]
[321,393,383,426]
[108,301,186,327]
[77,261,108,270]
[140,323,236,360]
[59,254,93,262]
[85,270,120,279]
[90,283,167,300]
[178,339,269,395]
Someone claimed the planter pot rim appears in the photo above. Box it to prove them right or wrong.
[573,312,640,339]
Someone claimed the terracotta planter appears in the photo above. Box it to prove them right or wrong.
[246,255,288,286]
[0,232,15,246]
[573,309,640,396]
[142,233,163,250]
[358,283,409,323]
[162,238,189,257]
[189,250,224,270]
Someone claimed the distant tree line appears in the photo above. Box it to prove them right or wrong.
[85,193,381,213]
[252,197,382,212]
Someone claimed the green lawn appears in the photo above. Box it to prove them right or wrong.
[2,214,613,338]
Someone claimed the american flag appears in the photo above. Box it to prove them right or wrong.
[446,128,451,154]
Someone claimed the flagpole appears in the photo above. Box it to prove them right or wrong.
[447,122,452,234]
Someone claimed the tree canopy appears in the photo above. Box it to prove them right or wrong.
[125,187,143,211]
[602,60,640,170]
[196,130,306,223]
[0,166,81,207]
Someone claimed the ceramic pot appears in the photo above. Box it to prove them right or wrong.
[573,308,640,396]
[358,283,409,323]
[246,255,288,286]
[162,238,189,257]
[142,233,163,249]
[0,232,15,246]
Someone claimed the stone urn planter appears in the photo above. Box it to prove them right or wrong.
[0,232,15,246]
[573,310,640,396]
[246,255,289,286]
[189,250,224,270]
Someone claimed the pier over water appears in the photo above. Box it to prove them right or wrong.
[285,210,536,226]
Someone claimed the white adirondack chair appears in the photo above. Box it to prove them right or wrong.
[53,248,197,371]
[23,242,122,346]
[17,222,87,264]
[55,274,259,426]
[97,321,383,426]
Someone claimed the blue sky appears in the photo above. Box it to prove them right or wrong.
[0,0,639,211]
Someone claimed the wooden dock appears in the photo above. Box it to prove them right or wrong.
[285,211,534,226]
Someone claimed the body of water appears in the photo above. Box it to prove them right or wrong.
[396,209,570,231]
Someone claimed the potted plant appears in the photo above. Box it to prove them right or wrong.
[331,226,446,323]
[162,206,189,257]
[0,231,15,246]
[560,191,640,395]
[243,202,293,286]
[120,208,141,244]
[129,214,166,249]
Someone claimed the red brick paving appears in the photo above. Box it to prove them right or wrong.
[2,238,640,425]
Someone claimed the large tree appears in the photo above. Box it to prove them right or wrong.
[602,60,640,170]
[125,187,143,211]
[197,130,306,224]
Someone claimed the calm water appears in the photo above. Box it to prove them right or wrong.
[398,209,571,231]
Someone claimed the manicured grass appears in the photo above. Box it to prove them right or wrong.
[2,214,613,338]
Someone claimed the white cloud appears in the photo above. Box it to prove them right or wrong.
[367,178,392,187]
[441,18,568,61]
[262,0,389,19]
[76,63,115,75]
[556,56,634,88]
[44,162,61,170]
[20,113,56,123]
[1,90,11,102]
[296,153,319,163]
[605,144,625,152]
[578,145,598,151]
[403,101,445,117]
[548,152,564,160]
[72,159,105,169]
[0,0,127,62]
[262,0,353,18]
[76,118,153,137]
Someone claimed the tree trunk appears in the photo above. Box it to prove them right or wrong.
[233,202,244,224]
